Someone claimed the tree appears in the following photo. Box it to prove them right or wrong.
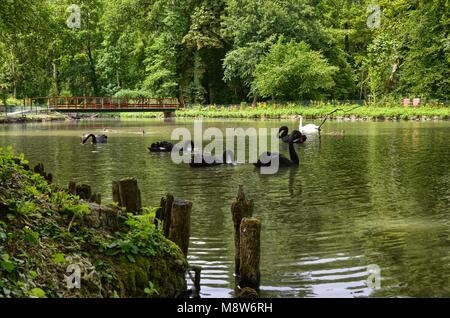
[222,0,355,101]
[254,38,338,100]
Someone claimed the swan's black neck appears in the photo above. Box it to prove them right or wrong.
[83,134,96,144]
[288,139,299,165]
[279,126,288,138]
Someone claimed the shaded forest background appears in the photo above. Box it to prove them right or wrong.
[0,0,448,105]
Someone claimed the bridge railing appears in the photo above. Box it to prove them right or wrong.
[29,96,181,111]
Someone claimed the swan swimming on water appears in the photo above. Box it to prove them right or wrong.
[278,126,307,144]
[81,134,108,144]
[254,134,299,169]
[188,141,236,167]
[299,115,321,134]
[148,141,174,152]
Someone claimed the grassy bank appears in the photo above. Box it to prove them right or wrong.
[0,147,187,298]
[116,102,450,120]
[176,103,450,120]
[0,113,65,124]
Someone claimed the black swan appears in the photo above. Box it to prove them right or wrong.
[188,141,236,167]
[81,134,108,144]
[149,140,194,153]
[148,141,174,152]
[254,134,299,168]
[279,126,307,144]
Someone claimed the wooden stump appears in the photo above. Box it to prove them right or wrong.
[33,163,52,183]
[68,181,77,195]
[33,163,45,175]
[163,194,174,237]
[76,184,92,200]
[239,287,259,298]
[231,185,253,274]
[154,196,167,228]
[239,217,261,291]
[154,194,174,237]
[90,193,101,205]
[112,178,142,214]
[168,199,192,257]
[188,266,202,298]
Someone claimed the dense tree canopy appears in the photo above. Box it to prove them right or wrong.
[254,39,338,100]
[0,0,448,104]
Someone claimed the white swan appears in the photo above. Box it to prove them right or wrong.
[299,115,321,134]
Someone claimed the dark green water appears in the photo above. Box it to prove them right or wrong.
[1,119,449,298]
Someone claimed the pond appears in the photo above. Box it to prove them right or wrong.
[1,118,449,298]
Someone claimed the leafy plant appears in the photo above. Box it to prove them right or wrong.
[28,287,47,298]
[52,253,66,265]
[23,226,40,245]
[104,210,178,261]
[0,254,16,273]
[144,281,159,297]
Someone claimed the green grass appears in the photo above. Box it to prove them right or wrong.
[115,102,449,120]
[175,102,450,120]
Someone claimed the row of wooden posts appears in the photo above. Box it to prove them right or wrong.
[66,176,261,298]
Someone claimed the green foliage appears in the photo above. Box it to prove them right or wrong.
[144,281,159,296]
[254,38,338,100]
[0,147,188,298]
[176,102,450,120]
[104,210,178,261]
[0,0,448,103]
[28,287,47,298]
[51,253,66,265]
[0,254,16,273]
[23,226,40,245]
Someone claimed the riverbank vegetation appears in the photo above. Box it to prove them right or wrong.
[177,103,450,120]
[0,147,187,297]
[1,1,448,106]
[0,114,65,124]
[116,102,450,120]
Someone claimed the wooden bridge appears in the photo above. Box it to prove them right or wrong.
[28,96,181,113]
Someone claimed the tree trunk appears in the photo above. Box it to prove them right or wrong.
[87,45,99,96]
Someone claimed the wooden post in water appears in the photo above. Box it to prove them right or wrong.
[168,199,192,257]
[154,193,174,237]
[231,185,253,274]
[239,217,261,291]
[112,178,142,214]
[76,184,92,200]
[90,193,101,205]
[33,163,53,183]
[155,196,167,228]
[68,181,77,195]
[163,194,174,237]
